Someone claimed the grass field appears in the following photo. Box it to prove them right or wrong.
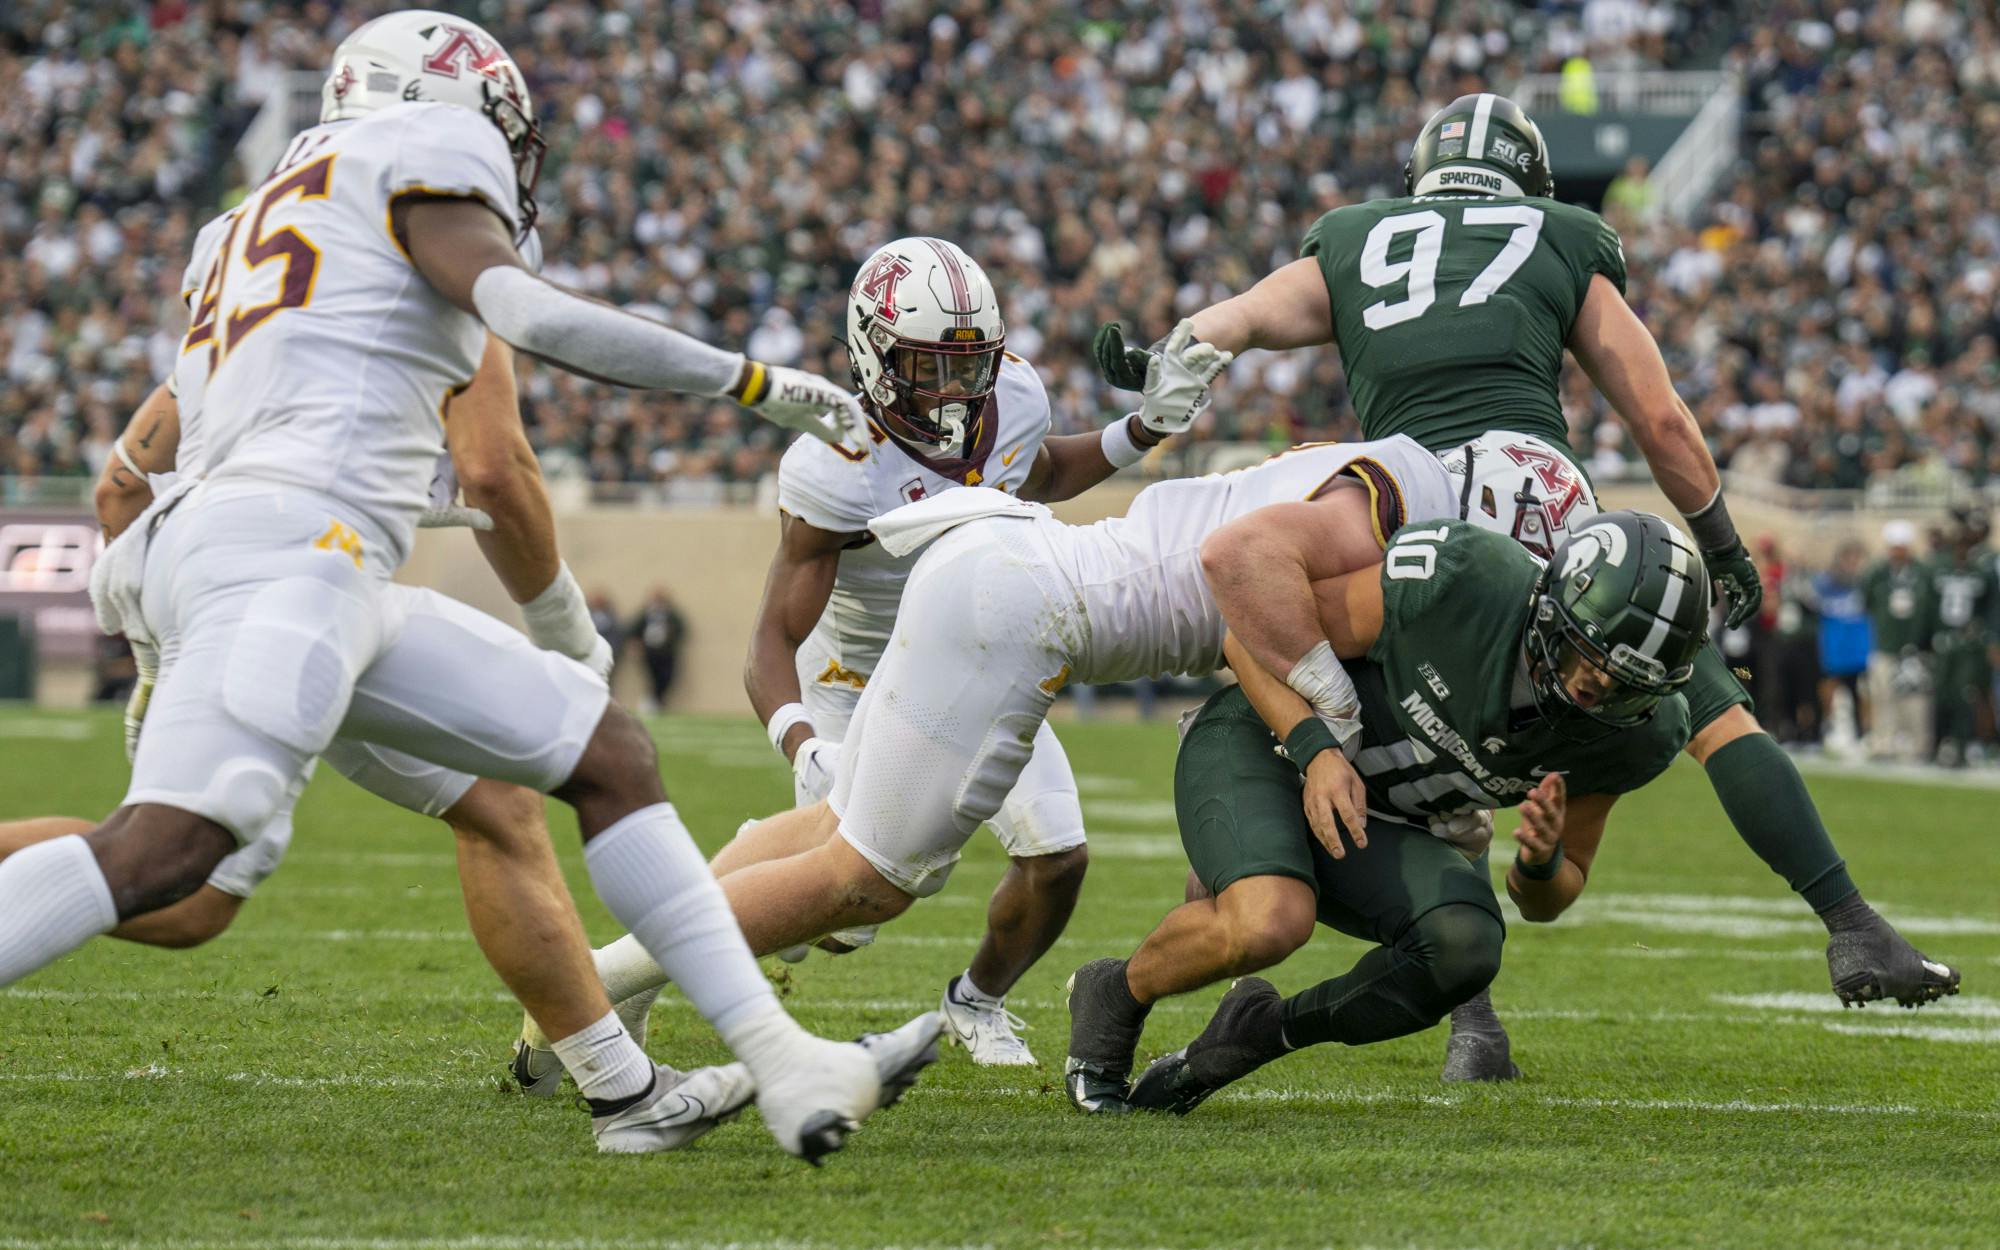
[2,706,1997,1250]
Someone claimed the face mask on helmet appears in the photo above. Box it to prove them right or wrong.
[1529,615,1686,729]
[864,326,1004,457]
[477,73,547,240]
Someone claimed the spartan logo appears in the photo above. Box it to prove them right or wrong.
[857,252,914,324]
[421,23,506,79]
[1559,521,1630,581]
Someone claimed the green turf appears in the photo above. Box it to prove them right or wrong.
[1,707,1995,1250]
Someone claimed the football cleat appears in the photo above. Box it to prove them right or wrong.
[1827,913,1962,1008]
[512,986,660,1099]
[940,977,1037,1067]
[755,1012,942,1166]
[591,1062,754,1154]
[1128,977,1289,1116]
[1063,958,1150,1113]
[1440,988,1522,1083]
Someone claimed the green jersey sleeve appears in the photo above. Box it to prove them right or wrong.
[1369,520,1542,666]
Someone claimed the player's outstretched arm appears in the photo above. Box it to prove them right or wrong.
[395,197,862,448]
[438,335,609,679]
[93,382,179,542]
[1568,274,1761,627]
[1094,260,1320,394]
[1018,419,1165,503]
[746,514,855,792]
[1507,777,1613,922]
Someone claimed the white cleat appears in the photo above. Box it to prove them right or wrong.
[512,986,660,1099]
[940,979,1038,1067]
[592,1062,755,1154]
[777,944,811,964]
[754,1012,942,1165]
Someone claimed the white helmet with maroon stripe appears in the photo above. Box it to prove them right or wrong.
[320,10,545,236]
[845,237,1005,458]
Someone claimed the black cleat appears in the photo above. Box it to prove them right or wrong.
[1827,912,1962,1008]
[1440,987,1522,1082]
[1129,977,1289,1116]
[1064,958,1150,1114]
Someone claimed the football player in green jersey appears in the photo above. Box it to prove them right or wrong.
[1095,94,1959,1066]
[1065,513,1706,1114]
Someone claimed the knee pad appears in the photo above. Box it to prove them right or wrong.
[223,572,380,757]
[1404,904,1506,1008]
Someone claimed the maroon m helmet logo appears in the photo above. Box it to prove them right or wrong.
[1502,442,1585,526]
[857,254,914,323]
[422,24,505,79]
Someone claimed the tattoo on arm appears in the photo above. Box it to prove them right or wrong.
[134,417,162,452]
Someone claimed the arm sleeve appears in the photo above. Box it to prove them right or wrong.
[776,438,874,534]
[384,103,521,239]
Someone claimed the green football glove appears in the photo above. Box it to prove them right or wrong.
[1703,537,1762,631]
[1092,321,1154,392]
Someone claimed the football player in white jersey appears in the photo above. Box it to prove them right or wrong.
[540,238,1156,1071]
[0,10,940,1166]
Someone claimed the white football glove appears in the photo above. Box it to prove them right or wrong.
[740,363,867,452]
[417,502,494,531]
[1427,808,1495,856]
[1137,319,1233,437]
[791,735,837,804]
[124,641,158,765]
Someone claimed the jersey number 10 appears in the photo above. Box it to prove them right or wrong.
[1359,206,1545,331]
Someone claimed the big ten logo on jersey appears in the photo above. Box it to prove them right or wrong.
[857,253,913,322]
[901,478,928,504]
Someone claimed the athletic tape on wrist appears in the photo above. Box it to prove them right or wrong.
[1285,641,1362,751]
[112,435,144,479]
[766,702,811,754]
[1514,841,1565,881]
[519,562,597,658]
[1100,416,1148,469]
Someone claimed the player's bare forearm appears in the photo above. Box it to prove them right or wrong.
[95,383,181,541]
[1188,258,1334,355]
[744,515,848,760]
[1020,424,1159,503]
[1222,634,1313,739]
[445,337,559,603]
[1568,275,1718,514]
[1199,509,1334,680]
[1506,790,1610,922]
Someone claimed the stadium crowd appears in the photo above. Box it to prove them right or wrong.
[2,0,1999,505]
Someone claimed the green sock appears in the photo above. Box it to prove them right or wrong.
[1704,733,1857,913]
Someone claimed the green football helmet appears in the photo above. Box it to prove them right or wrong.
[1526,512,1710,730]
[1404,93,1554,199]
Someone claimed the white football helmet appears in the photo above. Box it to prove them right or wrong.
[1439,430,1599,562]
[845,237,1005,459]
[321,10,545,237]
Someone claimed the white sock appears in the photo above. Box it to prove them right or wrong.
[583,803,804,1073]
[951,971,1004,1010]
[595,933,669,1004]
[551,1009,654,1106]
[0,835,118,985]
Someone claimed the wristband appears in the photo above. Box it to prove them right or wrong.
[1514,841,1565,881]
[1100,415,1149,469]
[765,701,811,753]
[1280,716,1342,774]
[1681,488,1739,554]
